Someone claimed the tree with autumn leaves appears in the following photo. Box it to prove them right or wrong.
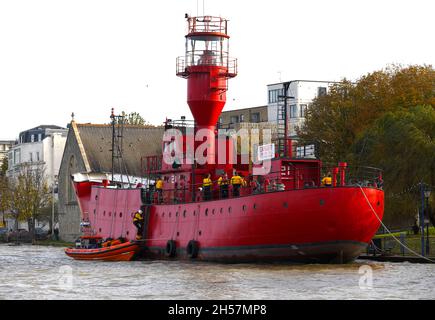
[298,64,434,227]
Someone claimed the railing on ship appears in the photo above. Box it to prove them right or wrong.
[140,165,383,206]
[176,55,238,78]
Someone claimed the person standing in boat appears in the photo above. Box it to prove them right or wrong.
[133,210,145,240]
[203,173,212,201]
[218,172,229,198]
[156,176,164,203]
[231,172,243,197]
[321,172,332,187]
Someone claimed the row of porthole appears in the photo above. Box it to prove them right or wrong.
[158,203,260,218]
[93,209,133,219]
[96,227,130,237]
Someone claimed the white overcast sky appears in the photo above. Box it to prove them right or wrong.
[0,0,433,139]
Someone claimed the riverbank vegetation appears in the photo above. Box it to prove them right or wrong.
[298,64,434,228]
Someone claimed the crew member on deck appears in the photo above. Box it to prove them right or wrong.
[133,209,145,240]
[218,173,229,198]
[203,173,212,201]
[321,172,332,187]
[156,176,164,203]
[231,172,243,197]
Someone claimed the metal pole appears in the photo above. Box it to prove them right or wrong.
[51,134,55,239]
[426,195,430,255]
[420,182,425,256]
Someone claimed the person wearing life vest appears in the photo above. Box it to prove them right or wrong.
[133,209,145,240]
[218,173,230,198]
[155,176,164,203]
[203,173,212,201]
[231,172,244,197]
[321,172,332,187]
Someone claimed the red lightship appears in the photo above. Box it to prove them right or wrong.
[70,16,384,263]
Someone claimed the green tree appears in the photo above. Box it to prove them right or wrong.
[298,64,434,163]
[351,105,435,227]
[0,176,12,228]
[12,164,52,241]
[125,112,147,125]
[0,156,8,176]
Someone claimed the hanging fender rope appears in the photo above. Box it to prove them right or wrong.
[358,185,435,263]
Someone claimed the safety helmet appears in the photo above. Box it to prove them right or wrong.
[138,210,143,214]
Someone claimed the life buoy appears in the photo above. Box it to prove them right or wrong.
[186,240,199,259]
[165,240,177,257]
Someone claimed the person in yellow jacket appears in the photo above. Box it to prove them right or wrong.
[321,172,332,187]
[231,172,244,197]
[155,176,164,203]
[218,173,229,199]
[133,209,145,240]
[203,173,212,200]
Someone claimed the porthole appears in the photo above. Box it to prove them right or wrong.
[193,210,196,216]
[253,204,257,210]
[169,212,172,218]
[183,210,186,218]
[205,209,209,216]
[114,212,116,218]
[177,232,180,236]
[242,205,247,212]
[103,211,106,217]
[198,230,202,236]
[93,209,96,215]
[126,231,129,236]
[109,212,111,217]
[176,212,179,217]
[99,228,102,232]
[228,207,232,213]
[220,208,223,214]
[212,209,215,215]
[162,212,165,217]
[377,201,380,206]
[119,212,123,218]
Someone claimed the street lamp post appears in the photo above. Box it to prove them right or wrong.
[419,183,426,256]
[424,188,431,255]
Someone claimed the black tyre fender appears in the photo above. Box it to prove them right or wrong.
[165,239,177,257]
[186,240,199,259]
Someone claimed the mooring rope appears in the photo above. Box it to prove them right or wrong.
[358,185,435,263]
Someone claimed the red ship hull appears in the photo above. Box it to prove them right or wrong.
[75,183,383,263]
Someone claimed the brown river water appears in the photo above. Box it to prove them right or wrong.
[0,244,434,300]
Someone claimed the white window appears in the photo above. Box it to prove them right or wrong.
[230,116,238,124]
[8,152,13,167]
[290,105,299,118]
[300,104,308,117]
[29,152,33,162]
[36,152,40,161]
[14,149,21,164]
[38,133,42,142]
[239,114,245,122]
[251,112,260,123]
[31,135,35,142]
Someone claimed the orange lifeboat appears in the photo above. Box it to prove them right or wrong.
[65,236,140,261]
